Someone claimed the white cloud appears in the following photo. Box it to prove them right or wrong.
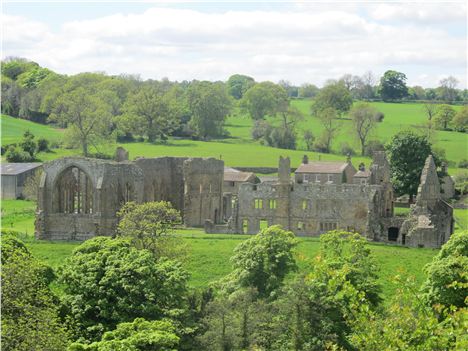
[2,5,466,88]
[369,3,467,23]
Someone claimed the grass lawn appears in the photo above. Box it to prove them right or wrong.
[2,101,466,175]
[1,114,64,146]
[1,200,447,301]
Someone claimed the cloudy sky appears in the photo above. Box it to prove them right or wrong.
[2,1,467,88]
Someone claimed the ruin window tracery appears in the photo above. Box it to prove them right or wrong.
[56,166,93,214]
[269,199,277,209]
[254,199,263,209]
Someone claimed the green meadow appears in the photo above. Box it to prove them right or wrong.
[2,101,467,173]
[2,199,466,301]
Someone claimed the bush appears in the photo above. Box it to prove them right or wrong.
[373,111,385,122]
[36,138,50,152]
[251,120,272,140]
[340,142,356,156]
[364,140,385,157]
[312,139,330,153]
[454,172,468,195]
[5,145,34,162]
[116,130,135,143]
[458,159,468,168]
[269,127,297,150]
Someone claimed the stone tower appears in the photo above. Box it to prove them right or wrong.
[415,155,440,210]
[278,156,291,183]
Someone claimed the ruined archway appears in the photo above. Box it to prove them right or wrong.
[55,166,94,214]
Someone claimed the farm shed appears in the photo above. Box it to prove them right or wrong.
[1,163,42,199]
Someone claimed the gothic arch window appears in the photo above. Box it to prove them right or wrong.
[56,166,93,214]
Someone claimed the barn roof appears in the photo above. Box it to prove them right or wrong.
[295,162,348,174]
[1,163,42,176]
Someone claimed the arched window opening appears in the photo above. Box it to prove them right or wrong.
[388,227,399,241]
[56,166,93,214]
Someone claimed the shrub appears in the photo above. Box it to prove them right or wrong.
[251,120,272,140]
[36,138,50,152]
[340,142,356,156]
[458,159,468,168]
[373,111,385,122]
[312,139,330,153]
[454,172,468,195]
[5,145,34,162]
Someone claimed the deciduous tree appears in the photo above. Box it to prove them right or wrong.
[434,104,456,130]
[378,70,408,101]
[452,105,468,132]
[60,237,189,341]
[350,103,379,155]
[316,107,340,153]
[311,82,353,116]
[241,82,288,120]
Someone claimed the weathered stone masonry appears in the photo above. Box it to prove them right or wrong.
[36,156,224,240]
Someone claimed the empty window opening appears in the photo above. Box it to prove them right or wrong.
[253,185,257,191]
[199,184,203,193]
[320,222,337,232]
[302,200,308,210]
[388,227,399,241]
[254,199,263,209]
[402,234,406,245]
[260,219,268,230]
[56,166,93,214]
[315,174,320,183]
[298,221,304,230]
[269,199,277,209]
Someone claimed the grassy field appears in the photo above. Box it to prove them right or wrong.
[3,199,465,301]
[2,101,466,173]
[1,114,64,146]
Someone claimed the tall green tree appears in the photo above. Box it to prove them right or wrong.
[1,235,68,351]
[226,74,255,99]
[452,105,468,132]
[68,318,180,351]
[116,201,184,260]
[378,70,408,101]
[311,81,353,116]
[434,104,456,130]
[386,131,439,199]
[241,82,289,120]
[119,84,181,142]
[49,87,113,156]
[187,81,232,139]
[422,231,468,309]
[60,237,189,341]
[316,107,341,153]
[222,225,298,298]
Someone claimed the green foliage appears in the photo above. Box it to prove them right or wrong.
[224,225,298,297]
[319,231,382,306]
[241,81,289,120]
[19,130,36,157]
[298,83,319,98]
[435,104,456,130]
[119,84,181,142]
[386,131,437,198]
[17,67,53,89]
[187,81,232,139]
[311,81,353,116]
[454,172,468,195]
[350,275,467,351]
[303,129,315,150]
[1,57,39,80]
[68,318,180,351]
[422,231,468,309]
[116,201,184,260]
[59,237,189,341]
[378,70,409,101]
[452,106,468,132]
[37,137,50,152]
[5,144,34,162]
[49,87,113,156]
[1,235,68,350]
[226,74,255,99]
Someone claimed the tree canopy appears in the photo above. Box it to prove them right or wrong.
[378,70,408,101]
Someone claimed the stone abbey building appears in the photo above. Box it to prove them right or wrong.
[36,151,453,248]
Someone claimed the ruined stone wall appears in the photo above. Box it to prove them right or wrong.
[183,158,224,227]
[236,181,383,237]
[134,157,186,211]
[36,157,143,241]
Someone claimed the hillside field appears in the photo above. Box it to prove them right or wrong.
[2,101,467,174]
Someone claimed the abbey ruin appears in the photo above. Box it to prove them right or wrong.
[36,152,453,248]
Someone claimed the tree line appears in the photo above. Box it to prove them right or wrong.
[2,200,467,350]
[1,57,467,158]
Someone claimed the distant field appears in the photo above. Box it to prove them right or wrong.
[1,114,63,146]
[2,101,466,173]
